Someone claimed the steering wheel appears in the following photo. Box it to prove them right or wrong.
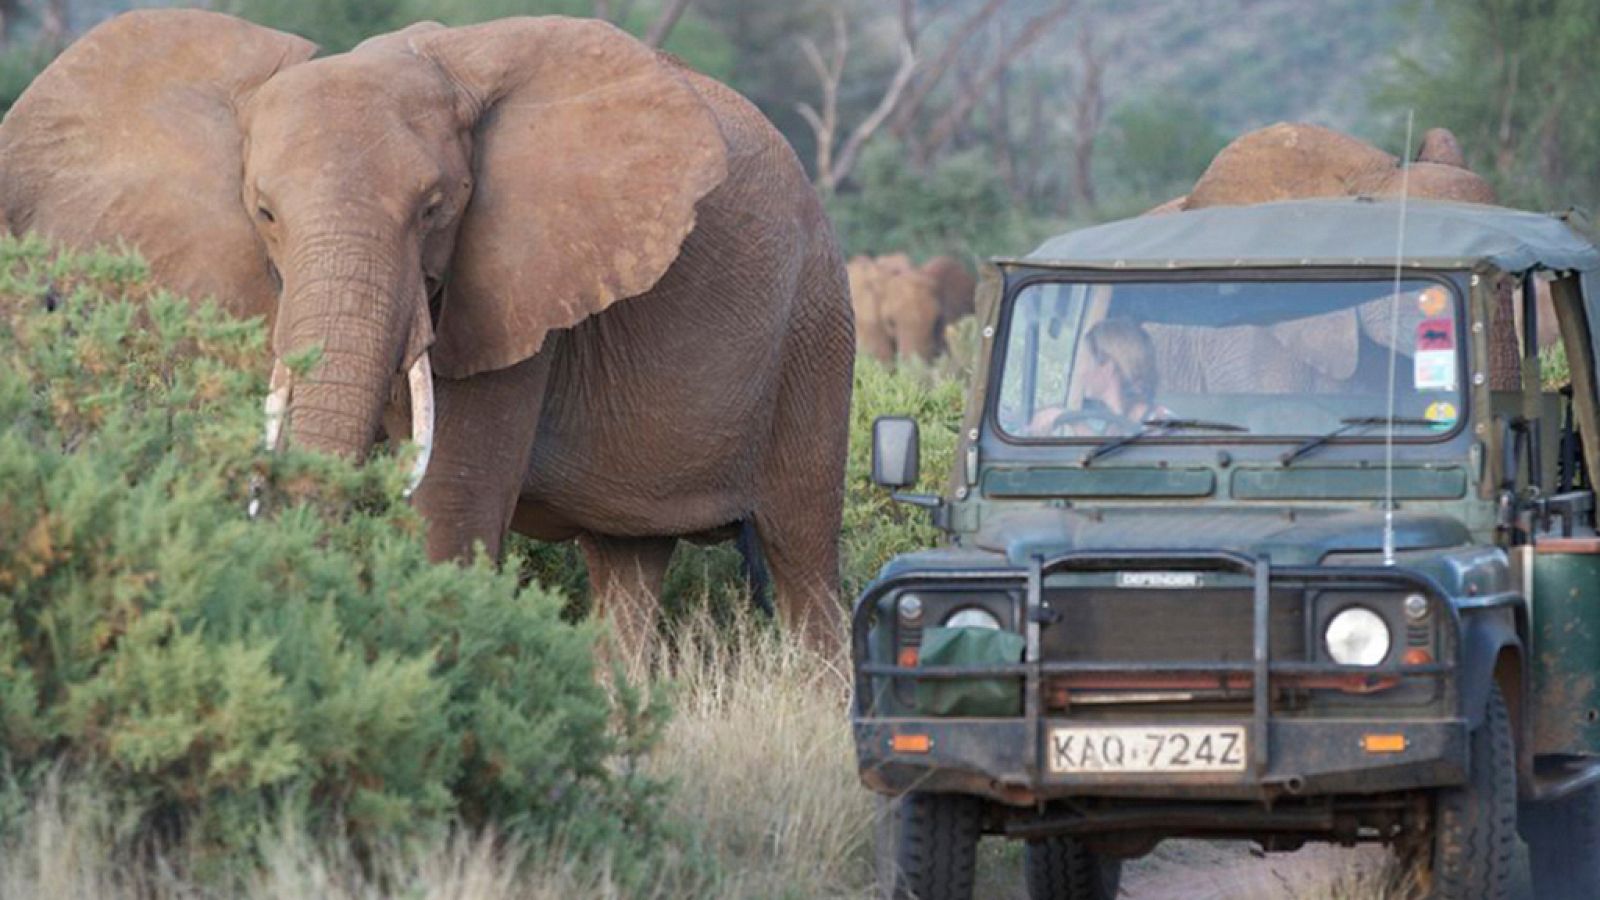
[1045,408,1140,437]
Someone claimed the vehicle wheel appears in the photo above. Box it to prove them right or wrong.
[1024,834,1122,900]
[884,792,982,900]
[1398,683,1517,899]
[1519,781,1600,900]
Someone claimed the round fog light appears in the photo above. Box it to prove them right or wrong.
[1403,594,1429,621]
[944,607,1001,630]
[1325,607,1391,667]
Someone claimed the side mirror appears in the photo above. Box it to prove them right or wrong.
[872,416,920,488]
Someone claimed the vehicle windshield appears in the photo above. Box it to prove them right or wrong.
[995,277,1464,441]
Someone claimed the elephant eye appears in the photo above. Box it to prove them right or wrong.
[256,205,276,225]
[421,195,444,223]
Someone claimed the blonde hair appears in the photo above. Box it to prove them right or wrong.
[1087,319,1159,404]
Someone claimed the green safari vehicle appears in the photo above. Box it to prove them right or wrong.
[854,198,1600,899]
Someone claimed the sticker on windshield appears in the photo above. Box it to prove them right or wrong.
[1414,318,1457,391]
[1417,286,1450,318]
[1424,401,1459,431]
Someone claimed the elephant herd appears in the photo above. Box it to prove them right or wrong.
[847,253,977,364]
[0,8,1524,660]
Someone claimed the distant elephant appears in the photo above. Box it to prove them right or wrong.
[848,253,942,363]
[1180,122,1498,209]
[922,255,976,326]
[0,10,854,655]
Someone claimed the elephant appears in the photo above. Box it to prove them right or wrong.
[847,253,974,363]
[0,10,855,657]
[922,254,976,327]
[1176,122,1498,210]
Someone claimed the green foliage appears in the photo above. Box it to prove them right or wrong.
[217,0,411,52]
[1097,96,1229,214]
[0,41,52,113]
[840,357,967,596]
[0,237,669,877]
[828,140,1061,262]
[1376,0,1600,214]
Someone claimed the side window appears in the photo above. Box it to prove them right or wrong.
[1536,274,1590,497]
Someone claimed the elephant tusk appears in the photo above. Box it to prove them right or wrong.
[404,352,434,497]
[263,359,292,451]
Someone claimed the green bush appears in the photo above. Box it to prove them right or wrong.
[0,237,668,877]
[840,357,967,596]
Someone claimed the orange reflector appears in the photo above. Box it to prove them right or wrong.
[891,734,932,754]
[1403,648,1434,666]
[1363,733,1407,754]
[897,647,920,668]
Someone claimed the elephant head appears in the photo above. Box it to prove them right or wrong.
[1182,122,1497,209]
[0,10,728,485]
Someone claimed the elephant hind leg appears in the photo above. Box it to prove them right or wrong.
[579,533,677,672]
[752,251,853,658]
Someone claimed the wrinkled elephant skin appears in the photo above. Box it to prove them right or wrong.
[0,10,855,656]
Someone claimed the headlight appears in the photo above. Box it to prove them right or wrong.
[944,607,1001,630]
[1325,607,1391,666]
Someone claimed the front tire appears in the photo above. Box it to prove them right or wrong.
[1520,781,1600,900]
[883,792,982,900]
[1399,684,1517,899]
[1024,835,1121,900]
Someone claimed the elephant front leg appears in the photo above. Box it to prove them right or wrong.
[410,352,553,562]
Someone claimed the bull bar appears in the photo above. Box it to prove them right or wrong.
[851,550,1461,795]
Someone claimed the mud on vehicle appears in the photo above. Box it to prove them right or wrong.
[853,198,1600,899]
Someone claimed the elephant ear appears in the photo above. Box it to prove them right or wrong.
[0,10,315,318]
[407,17,730,378]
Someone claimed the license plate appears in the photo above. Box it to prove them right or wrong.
[1048,726,1247,773]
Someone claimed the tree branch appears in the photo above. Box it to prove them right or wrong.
[919,0,1075,161]
[643,0,693,48]
[888,0,1010,139]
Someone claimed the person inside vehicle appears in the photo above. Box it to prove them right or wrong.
[1029,318,1172,436]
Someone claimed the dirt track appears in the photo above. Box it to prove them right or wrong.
[1120,841,1391,899]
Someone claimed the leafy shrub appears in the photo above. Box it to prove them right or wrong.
[840,356,966,596]
[0,237,668,877]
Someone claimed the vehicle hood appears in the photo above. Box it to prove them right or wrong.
[972,506,1471,567]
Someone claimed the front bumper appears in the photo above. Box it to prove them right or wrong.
[856,715,1468,804]
[851,550,1463,805]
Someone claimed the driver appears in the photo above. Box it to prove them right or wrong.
[1030,318,1171,436]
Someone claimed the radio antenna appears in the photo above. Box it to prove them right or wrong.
[1382,111,1415,566]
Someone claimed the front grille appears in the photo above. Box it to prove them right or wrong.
[1039,588,1307,663]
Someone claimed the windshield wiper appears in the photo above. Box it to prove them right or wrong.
[1080,417,1249,467]
[1279,416,1438,467]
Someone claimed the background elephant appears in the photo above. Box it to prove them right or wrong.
[0,10,854,655]
[847,252,972,363]
[1179,122,1498,209]
[922,254,976,327]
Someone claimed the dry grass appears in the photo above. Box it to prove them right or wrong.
[643,610,875,898]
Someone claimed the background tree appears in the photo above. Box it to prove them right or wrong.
[1377,0,1600,216]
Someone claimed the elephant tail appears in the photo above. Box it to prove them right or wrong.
[736,518,774,618]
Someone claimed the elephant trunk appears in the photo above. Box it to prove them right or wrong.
[266,228,434,490]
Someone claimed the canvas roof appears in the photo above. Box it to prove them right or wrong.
[1019,197,1600,274]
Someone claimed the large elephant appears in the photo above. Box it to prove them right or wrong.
[1160,122,1498,211]
[0,10,854,654]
